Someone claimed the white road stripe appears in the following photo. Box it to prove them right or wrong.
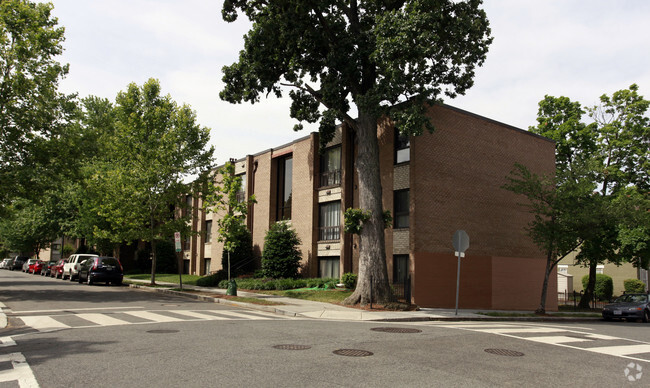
[19,316,69,332]
[0,352,40,387]
[525,336,593,344]
[76,313,130,326]
[123,311,183,322]
[587,344,650,356]
[210,310,272,320]
[11,306,144,314]
[169,310,229,320]
[472,327,563,334]
[0,336,16,347]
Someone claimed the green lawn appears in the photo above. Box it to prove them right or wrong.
[256,289,352,304]
[124,273,202,285]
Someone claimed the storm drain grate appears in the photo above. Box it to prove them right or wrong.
[484,348,524,357]
[147,329,179,334]
[333,349,374,357]
[273,344,312,350]
[371,327,422,334]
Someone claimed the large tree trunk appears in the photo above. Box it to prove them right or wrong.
[343,111,394,306]
[578,260,597,308]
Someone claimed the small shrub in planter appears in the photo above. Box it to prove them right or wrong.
[623,278,646,293]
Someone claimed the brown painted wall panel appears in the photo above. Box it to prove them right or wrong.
[491,256,558,311]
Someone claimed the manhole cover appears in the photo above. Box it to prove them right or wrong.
[484,348,524,357]
[147,329,179,334]
[371,327,422,334]
[272,344,312,350]
[333,349,374,357]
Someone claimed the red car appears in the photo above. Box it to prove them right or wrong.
[50,259,66,279]
[30,260,44,274]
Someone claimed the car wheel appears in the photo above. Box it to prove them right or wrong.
[643,310,650,323]
[69,271,75,281]
[86,274,93,285]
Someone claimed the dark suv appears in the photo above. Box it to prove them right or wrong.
[78,256,123,286]
[10,256,29,271]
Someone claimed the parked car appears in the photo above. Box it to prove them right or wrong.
[0,258,12,269]
[50,259,66,279]
[41,260,58,276]
[602,293,650,322]
[22,259,38,272]
[63,254,98,281]
[30,260,44,275]
[10,256,28,271]
[78,256,123,286]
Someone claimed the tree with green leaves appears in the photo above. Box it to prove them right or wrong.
[203,161,256,282]
[261,221,302,279]
[84,78,214,285]
[0,197,60,258]
[220,0,492,305]
[0,0,78,213]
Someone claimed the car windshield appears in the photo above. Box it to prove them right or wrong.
[100,258,120,266]
[616,294,648,303]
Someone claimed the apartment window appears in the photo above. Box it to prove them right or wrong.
[393,254,409,284]
[184,235,191,251]
[596,265,604,274]
[204,258,211,275]
[320,146,341,187]
[204,220,212,243]
[319,256,340,279]
[319,201,341,241]
[184,195,193,216]
[394,189,410,228]
[395,130,410,164]
[235,173,246,203]
[276,155,293,220]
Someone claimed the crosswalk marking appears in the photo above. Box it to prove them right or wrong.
[212,310,273,320]
[169,310,228,320]
[19,316,70,332]
[76,313,130,326]
[420,321,650,363]
[587,344,650,357]
[0,336,16,348]
[0,352,39,388]
[526,335,592,344]
[123,311,183,323]
[15,309,285,332]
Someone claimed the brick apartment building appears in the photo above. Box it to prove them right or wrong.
[185,103,557,311]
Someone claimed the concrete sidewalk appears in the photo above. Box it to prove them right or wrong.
[127,279,602,322]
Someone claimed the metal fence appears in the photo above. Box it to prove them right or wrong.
[368,275,412,307]
[558,290,608,310]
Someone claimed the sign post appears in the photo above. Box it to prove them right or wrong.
[452,230,470,315]
[174,232,183,290]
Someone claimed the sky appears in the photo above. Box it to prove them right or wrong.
[49,0,650,163]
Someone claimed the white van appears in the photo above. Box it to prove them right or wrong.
[63,254,98,281]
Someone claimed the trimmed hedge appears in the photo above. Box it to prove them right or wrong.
[217,277,339,290]
[623,278,647,293]
[581,273,613,301]
[341,272,357,289]
[196,270,228,287]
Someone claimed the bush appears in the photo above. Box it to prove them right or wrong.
[341,273,357,289]
[155,240,177,273]
[221,223,255,276]
[581,274,613,301]
[197,270,228,287]
[261,221,301,279]
[623,278,646,293]
[216,277,338,290]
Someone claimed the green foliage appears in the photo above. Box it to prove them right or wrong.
[581,274,613,301]
[217,277,338,290]
[197,270,228,287]
[0,198,60,257]
[261,222,302,279]
[344,208,371,235]
[221,223,254,276]
[341,273,358,290]
[155,240,177,274]
[623,279,647,294]
[0,0,78,214]
[61,244,75,258]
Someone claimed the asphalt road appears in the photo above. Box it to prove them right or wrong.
[2,270,650,387]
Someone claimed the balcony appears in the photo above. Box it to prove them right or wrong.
[319,169,341,188]
[319,225,341,241]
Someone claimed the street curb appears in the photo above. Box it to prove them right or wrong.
[128,284,299,317]
[127,283,603,323]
